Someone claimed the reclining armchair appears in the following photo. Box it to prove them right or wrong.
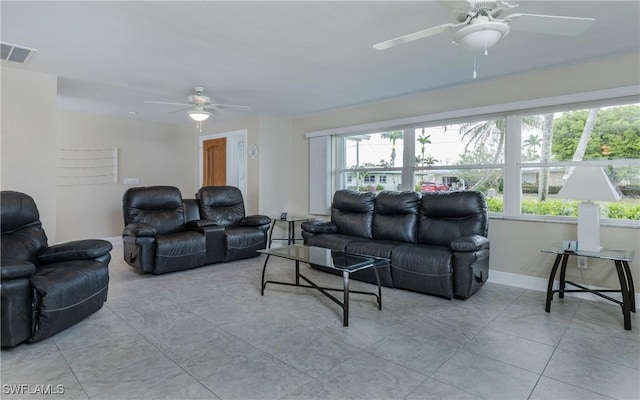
[1,191,112,347]
[122,186,207,274]
[195,186,271,262]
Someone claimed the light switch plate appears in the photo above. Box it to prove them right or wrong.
[123,177,139,185]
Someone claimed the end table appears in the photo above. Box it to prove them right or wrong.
[542,248,635,330]
[268,216,311,248]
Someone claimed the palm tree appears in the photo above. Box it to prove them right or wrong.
[459,119,505,190]
[523,134,542,160]
[460,117,541,190]
[380,130,403,167]
[417,130,432,164]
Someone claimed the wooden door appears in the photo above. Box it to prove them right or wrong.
[203,138,226,186]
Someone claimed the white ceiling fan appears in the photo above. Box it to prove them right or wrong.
[144,86,252,129]
[373,0,595,56]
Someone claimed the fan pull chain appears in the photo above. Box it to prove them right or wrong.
[484,29,489,56]
[473,56,477,79]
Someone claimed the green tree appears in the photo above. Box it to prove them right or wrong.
[381,130,403,167]
[552,105,640,161]
[458,119,506,190]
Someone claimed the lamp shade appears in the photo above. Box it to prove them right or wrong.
[188,111,211,122]
[557,167,621,202]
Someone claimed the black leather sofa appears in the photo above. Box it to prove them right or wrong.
[1,191,112,347]
[122,185,270,274]
[301,190,490,299]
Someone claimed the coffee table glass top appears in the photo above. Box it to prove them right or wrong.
[258,245,389,273]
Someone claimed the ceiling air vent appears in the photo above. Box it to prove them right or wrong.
[1,41,37,64]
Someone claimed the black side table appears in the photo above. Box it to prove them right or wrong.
[268,217,311,248]
[542,248,635,330]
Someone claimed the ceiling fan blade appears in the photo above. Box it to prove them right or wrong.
[168,107,193,114]
[207,104,252,111]
[143,100,189,106]
[373,23,458,50]
[503,13,595,36]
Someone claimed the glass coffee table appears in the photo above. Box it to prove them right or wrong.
[259,245,388,326]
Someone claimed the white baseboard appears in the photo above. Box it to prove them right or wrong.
[488,269,640,305]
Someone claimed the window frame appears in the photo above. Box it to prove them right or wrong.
[329,92,639,227]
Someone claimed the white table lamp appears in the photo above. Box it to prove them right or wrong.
[557,167,621,252]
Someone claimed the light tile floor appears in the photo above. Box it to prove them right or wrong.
[1,244,639,400]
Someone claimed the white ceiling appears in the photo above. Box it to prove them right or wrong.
[2,1,639,126]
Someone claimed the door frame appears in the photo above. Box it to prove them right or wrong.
[199,129,248,205]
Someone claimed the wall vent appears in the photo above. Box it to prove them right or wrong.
[1,41,37,64]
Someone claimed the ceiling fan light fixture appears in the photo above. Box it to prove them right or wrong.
[188,110,211,122]
[453,20,510,52]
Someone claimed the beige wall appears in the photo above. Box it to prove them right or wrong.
[290,52,640,290]
[56,110,198,241]
[1,67,58,241]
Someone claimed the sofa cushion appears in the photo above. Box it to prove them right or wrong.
[418,191,488,246]
[123,186,186,235]
[224,227,265,261]
[344,240,399,287]
[155,231,206,274]
[198,186,246,226]
[331,190,375,239]
[373,191,419,243]
[391,244,453,298]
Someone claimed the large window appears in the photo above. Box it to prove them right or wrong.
[518,104,640,220]
[335,98,639,222]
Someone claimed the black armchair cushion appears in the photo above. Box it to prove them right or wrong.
[198,186,246,226]
[123,186,186,235]
[331,190,376,239]
[1,191,48,265]
[373,191,419,243]
[1,259,36,280]
[38,239,113,265]
[418,191,488,246]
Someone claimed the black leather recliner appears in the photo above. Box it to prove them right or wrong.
[1,191,112,347]
[122,185,271,274]
[122,186,207,274]
[196,186,271,262]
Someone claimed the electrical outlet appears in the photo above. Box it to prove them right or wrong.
[577,256,588,269]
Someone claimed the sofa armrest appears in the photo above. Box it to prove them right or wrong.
[451,235,490,252]
[1,258,36,280]
[123,222,157,237]
[38,239,113,265]
[240,215,271,227]
[301,220,338,234]
[186,219,219,230]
